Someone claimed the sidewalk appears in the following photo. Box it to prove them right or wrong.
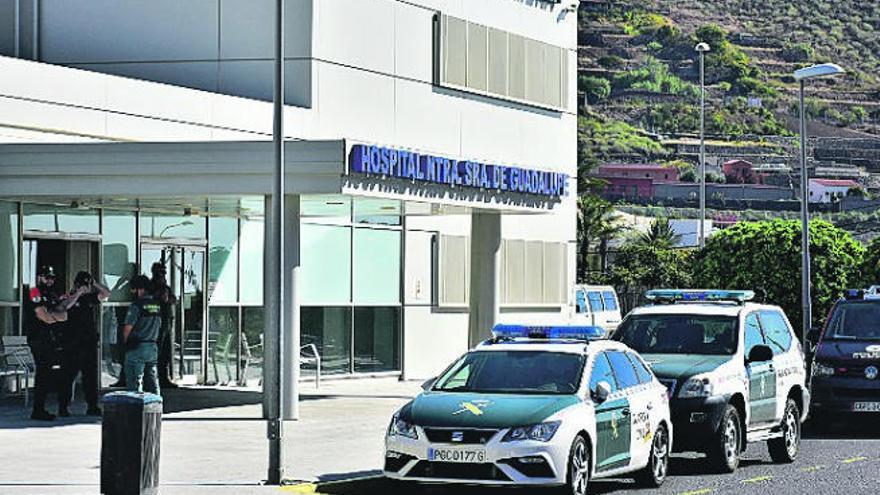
[0,378,421,493]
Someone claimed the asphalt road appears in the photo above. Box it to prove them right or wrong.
[315,416,880,495]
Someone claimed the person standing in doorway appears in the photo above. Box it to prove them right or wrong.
[122,275,161,395]
[59,271,110,416]
[25,266,72,421]
[150,262,178,389]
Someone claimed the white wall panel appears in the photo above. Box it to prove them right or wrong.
[393,79,460,156]
[404,230,434,306]
[403,307,468,379]
[218,59,312,107]
[313,61,394,144]
[313,0,395,75]
[394,3,434,83]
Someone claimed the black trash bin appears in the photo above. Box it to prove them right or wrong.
[101,392,163,495]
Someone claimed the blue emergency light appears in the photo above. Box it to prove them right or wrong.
[645,289,755,304]
[491,324,606,341]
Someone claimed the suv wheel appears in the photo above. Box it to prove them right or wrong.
[708,405,741,473]
[635,423,670,487]
[768,398,800,463]
[563,435,591,495]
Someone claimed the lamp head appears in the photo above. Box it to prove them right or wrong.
[695,42,710,53]
[793,63,845,81]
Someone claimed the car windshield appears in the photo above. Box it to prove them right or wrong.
[614,314,738,355]
[825,301,880,340]
[433,351,585,395]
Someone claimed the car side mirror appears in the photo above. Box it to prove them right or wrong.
[421,377,436,391]
[747,344,773,364]
[592,381,612,404]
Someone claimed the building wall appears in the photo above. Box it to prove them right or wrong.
[653,183,795,201]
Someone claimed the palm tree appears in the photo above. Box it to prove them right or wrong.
[577,195,628,282]
[635,217,682,250]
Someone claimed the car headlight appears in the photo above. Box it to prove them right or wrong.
[812,362,835,377]
[678,375,715,398]
[388,416,418,440]
[501,421,561,443]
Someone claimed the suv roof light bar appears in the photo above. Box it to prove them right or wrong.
[491,324,605,342]
[645,289,755,305]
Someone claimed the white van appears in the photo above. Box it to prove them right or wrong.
[572,285,622,336]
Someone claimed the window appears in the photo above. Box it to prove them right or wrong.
[436,13,568,111]
[434,351,585,395]
[760,310,793,354]
[102,211,136,303]
[353,228,400,305]
[602,291,618,311]
[744,313,766,356]
[139,214,205,239]
[589,352,618,394]
[0,307,18,338]
[587,291,604,312]
[0,201,19,303]
[239,217,264,305]
[615,314,738,356]
[208,307,239,384]
[301,224,351,305]
[24,204,99,234]
[302,306,352,375]
[825,300,880,341]
[607,351,640,389]
[354,307,400,373]
[575,290,588,314]
[208,217,239,304]
[626,352,654,385]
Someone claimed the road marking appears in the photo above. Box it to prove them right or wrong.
[741,475,773,484]
[842,456,868,464]
[679,489,713,495]
[801,465,825,473]
[280,483,317,494]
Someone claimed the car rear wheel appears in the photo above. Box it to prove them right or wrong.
[768,399,801,463]
[707,405,741,473]
[635,423,670,487]
[563,435,591,495]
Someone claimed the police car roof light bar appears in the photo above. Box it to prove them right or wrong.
[491,324,605,342]
[645,289,755,304]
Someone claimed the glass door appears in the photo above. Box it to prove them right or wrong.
[141,243,207,384]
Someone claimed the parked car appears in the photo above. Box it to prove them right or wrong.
[573,285,622,336]
[612,289,809,473]
[384,325,672,495]
[809,288,880,420]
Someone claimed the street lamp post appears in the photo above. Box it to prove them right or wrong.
[793,63,845,345]
[695,42,710,248]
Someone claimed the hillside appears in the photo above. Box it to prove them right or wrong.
[576,0,880,184]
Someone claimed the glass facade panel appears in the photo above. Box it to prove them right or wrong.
[240,218,264,305]
[101,305,129,386]
[353,198,401,226]
[302,306,352,375]
[301,224,351,305]
[0,306,18,337]
[23,204,100,234]
[0,202,18,302]
[208,306,239,385]
[354,306,400,373]
[140,214,206,239]
[102,211,136,302]
[209,217,239,304]
[353,228,400,305]
[241,306,264,386]
[302,195,351,221]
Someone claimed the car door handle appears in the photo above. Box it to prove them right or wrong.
[621,408,630,417]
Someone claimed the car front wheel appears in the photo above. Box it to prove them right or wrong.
[563,435,591,495]
[768,398,801,463]
[707,405,741,473]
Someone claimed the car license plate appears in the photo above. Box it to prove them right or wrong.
[852,402,880,412]
[428,448,487,463]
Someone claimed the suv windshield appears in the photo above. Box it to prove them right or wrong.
[614,314,738,355]
[433,351,585,395]
[825,300,880,340]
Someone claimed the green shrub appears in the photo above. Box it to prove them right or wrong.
[579,75,611,104]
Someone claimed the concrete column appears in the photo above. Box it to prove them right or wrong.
[282,194,301,420]
[468,212,502,348]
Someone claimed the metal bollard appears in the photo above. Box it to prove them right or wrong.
[100,392,163,495]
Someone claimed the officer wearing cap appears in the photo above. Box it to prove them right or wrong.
[25,266,72,420]
[150,261,177,389]
[122,275,162,395]
[59,271,110,416]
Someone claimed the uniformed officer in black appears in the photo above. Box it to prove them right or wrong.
[59,271,110,416]
[150,262,178,389]
[25,266,74,421]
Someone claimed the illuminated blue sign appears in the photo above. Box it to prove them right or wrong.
[349,144,569,199]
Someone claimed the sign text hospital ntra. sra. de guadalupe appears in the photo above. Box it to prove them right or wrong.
[350,144,570,199]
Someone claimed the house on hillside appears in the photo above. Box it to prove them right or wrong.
[594,164,679,200]
[809,179,862,203]
[722,159,760,184]
[597,164,679,181]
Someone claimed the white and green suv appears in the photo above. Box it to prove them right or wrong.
[384,325,672,495]
[612,290,810,473]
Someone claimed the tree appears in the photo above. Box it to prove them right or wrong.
[692,220,865,332]
[606,244,694,310]
[577,196,628,282]
[859,237,880,287]
[635,217,683,249]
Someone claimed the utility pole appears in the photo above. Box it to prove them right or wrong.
[695,42,710,248]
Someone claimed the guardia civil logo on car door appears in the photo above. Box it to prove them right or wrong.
[384,325,672,495]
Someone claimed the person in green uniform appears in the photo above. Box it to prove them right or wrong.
[122,275,162,395]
